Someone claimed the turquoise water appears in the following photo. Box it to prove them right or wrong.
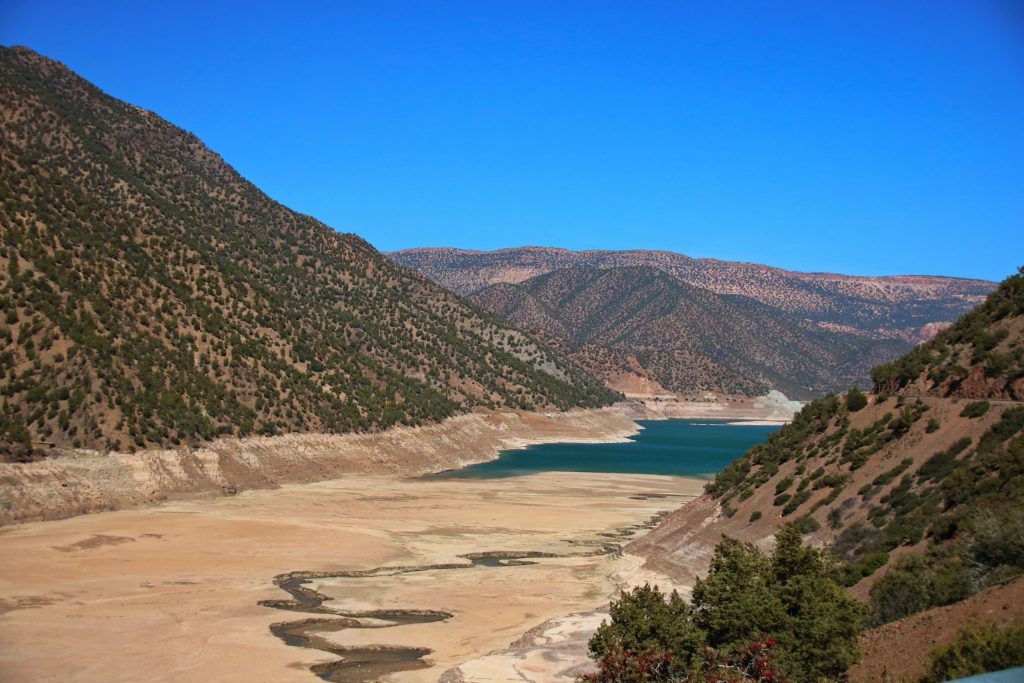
[432,419,779,479]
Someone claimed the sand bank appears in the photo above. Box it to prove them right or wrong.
[0,470,703,683]
[0,406,640,526]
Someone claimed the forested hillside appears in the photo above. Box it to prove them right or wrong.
[472,266,908,398]
[624,268,1024,681]
[390,247,994,342]
[0,47,615,460]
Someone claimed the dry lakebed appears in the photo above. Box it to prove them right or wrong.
[0,470,705,683]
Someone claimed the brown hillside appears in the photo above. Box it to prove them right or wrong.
[471,266,910,398]
[631,270,1024,677]
[0,47,615,460]
[389,246,994,342]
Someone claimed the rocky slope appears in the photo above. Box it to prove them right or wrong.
[0,47,616,460]
[630,268,1024,677]
[472,266,909,398]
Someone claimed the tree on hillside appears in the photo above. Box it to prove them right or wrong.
[845,386,868,412]
[586,525,866,682]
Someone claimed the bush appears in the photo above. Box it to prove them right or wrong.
[961,401,991,419]
[749,510,762,523]
[919,623,1024,683]
[843,387,868,413]
[868,554,974,625]
[846,386,868,412]
[589,526,866,681]
[793,515,821,534]
[774,477,794,495]
[589,584,705,675]
[925,418,941,433]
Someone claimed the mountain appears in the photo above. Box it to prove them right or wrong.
[389,247,995,343]
[390,247,994,398]
[471,266,909,398]
[0,47,615,461]
[631,268,1024,680]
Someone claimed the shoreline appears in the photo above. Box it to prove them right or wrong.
[0,395,795,526]
[0,406,642,526]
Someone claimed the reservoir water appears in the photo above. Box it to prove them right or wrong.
[434,419,780,479]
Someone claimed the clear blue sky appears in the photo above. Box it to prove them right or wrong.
[2,1,1022,281]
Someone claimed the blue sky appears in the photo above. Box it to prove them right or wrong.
[2,1,1022,281]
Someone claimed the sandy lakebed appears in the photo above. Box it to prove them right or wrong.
[0,401,791,682]
[0,470,705,683]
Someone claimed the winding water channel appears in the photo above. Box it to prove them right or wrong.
[261,508,676,683]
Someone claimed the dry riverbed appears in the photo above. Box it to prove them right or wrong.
[0,471,703,683]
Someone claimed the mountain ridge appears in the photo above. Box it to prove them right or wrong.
[390,246,995,342]
[0,46,615,460]
[471,265,911,398]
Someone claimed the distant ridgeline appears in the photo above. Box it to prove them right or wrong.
[645,269,1024,675]
[0,47,616,460]
[390,249,995,399]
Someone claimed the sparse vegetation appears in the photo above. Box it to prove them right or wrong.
[0,47,616,458]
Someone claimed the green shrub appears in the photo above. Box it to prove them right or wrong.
[868,554,974,625]
[589,526,866,681]
[589,584,704,675]
[782,489,812,516]
[925,418,941,433]
[749,510,763,523]
[793,515,821,534]
[961,401,991,418]
[846,386,868,412]
[919,623,1024,683]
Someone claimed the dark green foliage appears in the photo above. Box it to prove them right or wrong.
[842,552,890,586]
[781,489,812,516]
[873,458,914,486]
[590,526,866,681]
[589,584,706,675]
[748,510,762,523]
[846,386,868,412]
[919,623,1024,683]
[961,401,991,418]
[918,438,972,483]
[925,418,941,433]
[774,477,794,495]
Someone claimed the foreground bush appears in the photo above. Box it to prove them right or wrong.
[588,525,865,682]
[580,641,783,683]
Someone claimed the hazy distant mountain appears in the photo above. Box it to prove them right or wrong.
[0,47,614,460]
[390,247,995,397]
[390,247,995,343]
[471,266,910,398]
